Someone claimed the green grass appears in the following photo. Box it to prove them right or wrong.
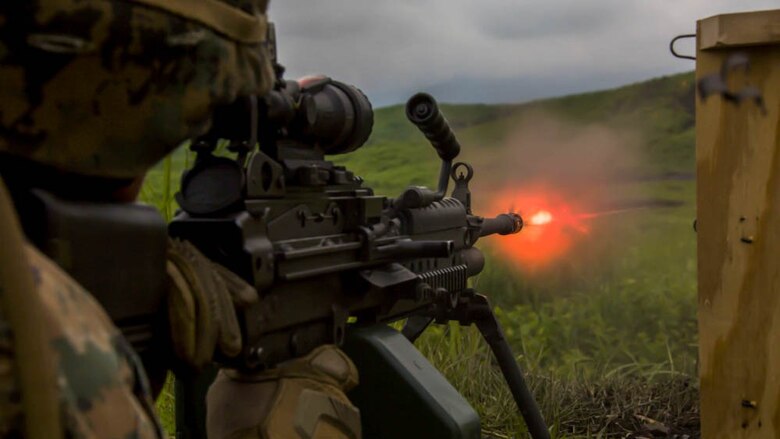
[143,71,699,438]
[414,177,697,437]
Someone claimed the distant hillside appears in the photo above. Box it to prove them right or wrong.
[335,71,696,196]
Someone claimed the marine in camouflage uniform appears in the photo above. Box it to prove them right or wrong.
[0,0,361,437]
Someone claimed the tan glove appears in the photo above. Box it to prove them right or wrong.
[166,238,258,369]
[207,345,361,439]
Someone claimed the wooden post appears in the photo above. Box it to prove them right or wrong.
[696,9,780,438]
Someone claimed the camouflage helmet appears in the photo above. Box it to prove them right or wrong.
[0,0,275,178]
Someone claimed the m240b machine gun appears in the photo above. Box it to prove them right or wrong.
[169,74,550,439]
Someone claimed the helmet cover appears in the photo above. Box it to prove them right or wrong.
[0,0,274,178]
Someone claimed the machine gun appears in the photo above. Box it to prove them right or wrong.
[169,70,550,438]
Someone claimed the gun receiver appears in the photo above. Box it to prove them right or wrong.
[169,74,548,439]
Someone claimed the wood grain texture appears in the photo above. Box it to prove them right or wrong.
[699,9,780,50]
[696,10,780,438]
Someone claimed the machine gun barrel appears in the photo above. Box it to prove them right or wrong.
[479,213,524,237]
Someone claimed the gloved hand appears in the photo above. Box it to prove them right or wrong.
[207,345,362,439]
[166,239,258,369]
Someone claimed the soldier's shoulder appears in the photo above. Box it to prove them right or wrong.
[0,245,165,438]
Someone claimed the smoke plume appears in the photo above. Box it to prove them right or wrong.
[467,112,646,273]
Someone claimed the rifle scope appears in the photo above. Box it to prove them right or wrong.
[208,76,374,156]
[265,76,374,155]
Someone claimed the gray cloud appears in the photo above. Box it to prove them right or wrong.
[469,0,625,40]
[268,1,778,107]
[270,2,414,41]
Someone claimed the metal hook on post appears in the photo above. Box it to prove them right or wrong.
[670,34,696,61]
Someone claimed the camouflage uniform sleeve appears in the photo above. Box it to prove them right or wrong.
[0,313,23,437]
[0,244,166,439]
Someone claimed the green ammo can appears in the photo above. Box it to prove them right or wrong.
[343,325,481,439]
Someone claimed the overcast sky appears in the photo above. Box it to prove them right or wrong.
[269,1,778,107]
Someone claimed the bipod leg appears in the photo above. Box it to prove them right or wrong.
[466,295,550,439]
[402,315,434,342]
[175,366,218,439]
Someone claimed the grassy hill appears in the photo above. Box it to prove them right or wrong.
[335,71,695,197]
[145,72,700,437]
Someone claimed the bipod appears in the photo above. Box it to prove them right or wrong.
[405,289,550,439]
